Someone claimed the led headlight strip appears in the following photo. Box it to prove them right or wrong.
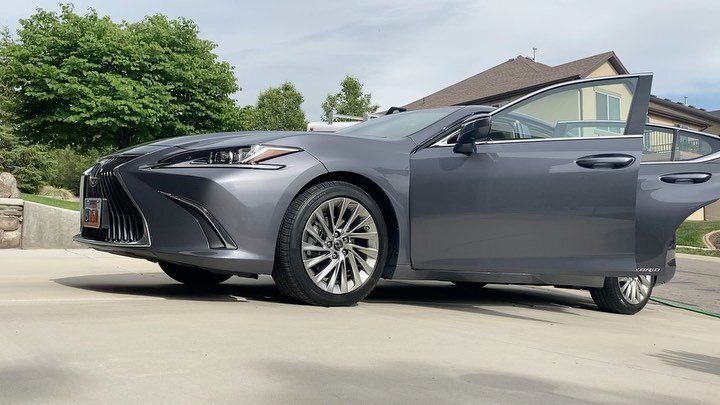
[157,145,302,169]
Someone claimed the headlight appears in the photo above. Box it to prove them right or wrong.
[158,145,302,169]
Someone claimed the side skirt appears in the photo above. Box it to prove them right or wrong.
[388,265,606,288]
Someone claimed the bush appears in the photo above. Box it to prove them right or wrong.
[0,129,56,193]
[47,148,102,195]
[38,185,76,200]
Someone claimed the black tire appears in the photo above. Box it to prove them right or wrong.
[159,262,232,287]
[452,281,488,288]
[590,276,654,315]
[273,181,388,306]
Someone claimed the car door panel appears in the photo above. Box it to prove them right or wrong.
[636,161,720,277]
[410,137,643,274]
[409,74,652,276]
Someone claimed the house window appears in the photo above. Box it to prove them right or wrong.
[596,91,621,133]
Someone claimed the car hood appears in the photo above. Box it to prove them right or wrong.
[114,131,306,156]
[113,130,414,158]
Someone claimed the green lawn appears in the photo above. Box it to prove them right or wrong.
[675,220,720,257]
[20,193,80,211]
[676,220,720,248]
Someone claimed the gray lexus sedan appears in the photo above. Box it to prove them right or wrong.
[74,74,720,314]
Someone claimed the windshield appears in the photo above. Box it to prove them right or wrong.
[336,107,459,138]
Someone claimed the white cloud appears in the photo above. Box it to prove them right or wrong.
[1,0,718,119]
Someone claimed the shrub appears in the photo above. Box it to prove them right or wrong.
[0,129,56,193]
[47,148,103,195]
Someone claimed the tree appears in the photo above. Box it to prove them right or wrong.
[321,76,378,121]
[0,4,241,150]
[252,82,306,131]
[0,82,55,193]
[236,105,260,131]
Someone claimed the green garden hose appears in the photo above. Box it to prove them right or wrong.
[650,297,720,319]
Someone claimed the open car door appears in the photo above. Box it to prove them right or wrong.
[636,125,720,282]
[410,74,652,280]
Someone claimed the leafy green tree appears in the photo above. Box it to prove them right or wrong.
[0,4,241,150]
[253,82,306,131]
[321,76,378,121]
[236,105,260,131]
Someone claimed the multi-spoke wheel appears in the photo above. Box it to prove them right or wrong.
[590,275,655,315]
[273,181,387,306]
[301,197,379,294]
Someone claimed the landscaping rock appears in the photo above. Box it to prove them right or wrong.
[0,229,21,248]
[0,172,21,198]
[0,209,23,217]
[0,197,24,249]
[0,216,19,231]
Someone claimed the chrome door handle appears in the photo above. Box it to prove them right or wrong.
[576,154,635,169]
[660,173,712,184]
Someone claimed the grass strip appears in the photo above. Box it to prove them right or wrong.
[20,193,80,211]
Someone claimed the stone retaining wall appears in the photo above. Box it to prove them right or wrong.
[0,198,23,248]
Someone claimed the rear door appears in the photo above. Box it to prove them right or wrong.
[410,74,652,276]
[636,126,720,272]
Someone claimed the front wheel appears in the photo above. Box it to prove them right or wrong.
[273,181,388,306]
[590,275,654,315]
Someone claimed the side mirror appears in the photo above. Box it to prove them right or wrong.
[453,116,492,156]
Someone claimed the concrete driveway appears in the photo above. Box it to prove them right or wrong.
[0,250,718,404]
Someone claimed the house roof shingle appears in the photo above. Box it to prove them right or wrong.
[402,51,720,130]
[404,51,625,109]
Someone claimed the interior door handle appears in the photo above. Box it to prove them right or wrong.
[660,173,712,184]
[576,154,635,169]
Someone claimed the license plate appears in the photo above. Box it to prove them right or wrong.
[82,198,103,229]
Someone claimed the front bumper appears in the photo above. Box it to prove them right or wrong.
[75,147,327,275]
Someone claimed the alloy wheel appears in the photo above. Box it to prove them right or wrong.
[301,197,379,294]
[618,275,653,305]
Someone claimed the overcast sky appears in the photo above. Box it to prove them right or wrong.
[1,0,719,120]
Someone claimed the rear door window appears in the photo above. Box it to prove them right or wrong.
[675,131,717,161]
[641,125,720,162]
[642,126,675,162]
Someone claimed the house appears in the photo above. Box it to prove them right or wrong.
[710,110,720,134]
[404,51,720,134]
[403,51,720,220]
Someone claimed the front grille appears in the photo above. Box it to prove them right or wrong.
[81,156,146,244]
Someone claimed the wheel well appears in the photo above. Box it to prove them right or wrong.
[298,172,400,275]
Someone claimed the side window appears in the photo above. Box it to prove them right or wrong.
[491,77,639,140]
[642,126,674,162]
[641,126,720,162]
[675,131,716,161]
[487,118,518,140]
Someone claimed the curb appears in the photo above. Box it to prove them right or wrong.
[676,252,720,263]
[701,230,720,250]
